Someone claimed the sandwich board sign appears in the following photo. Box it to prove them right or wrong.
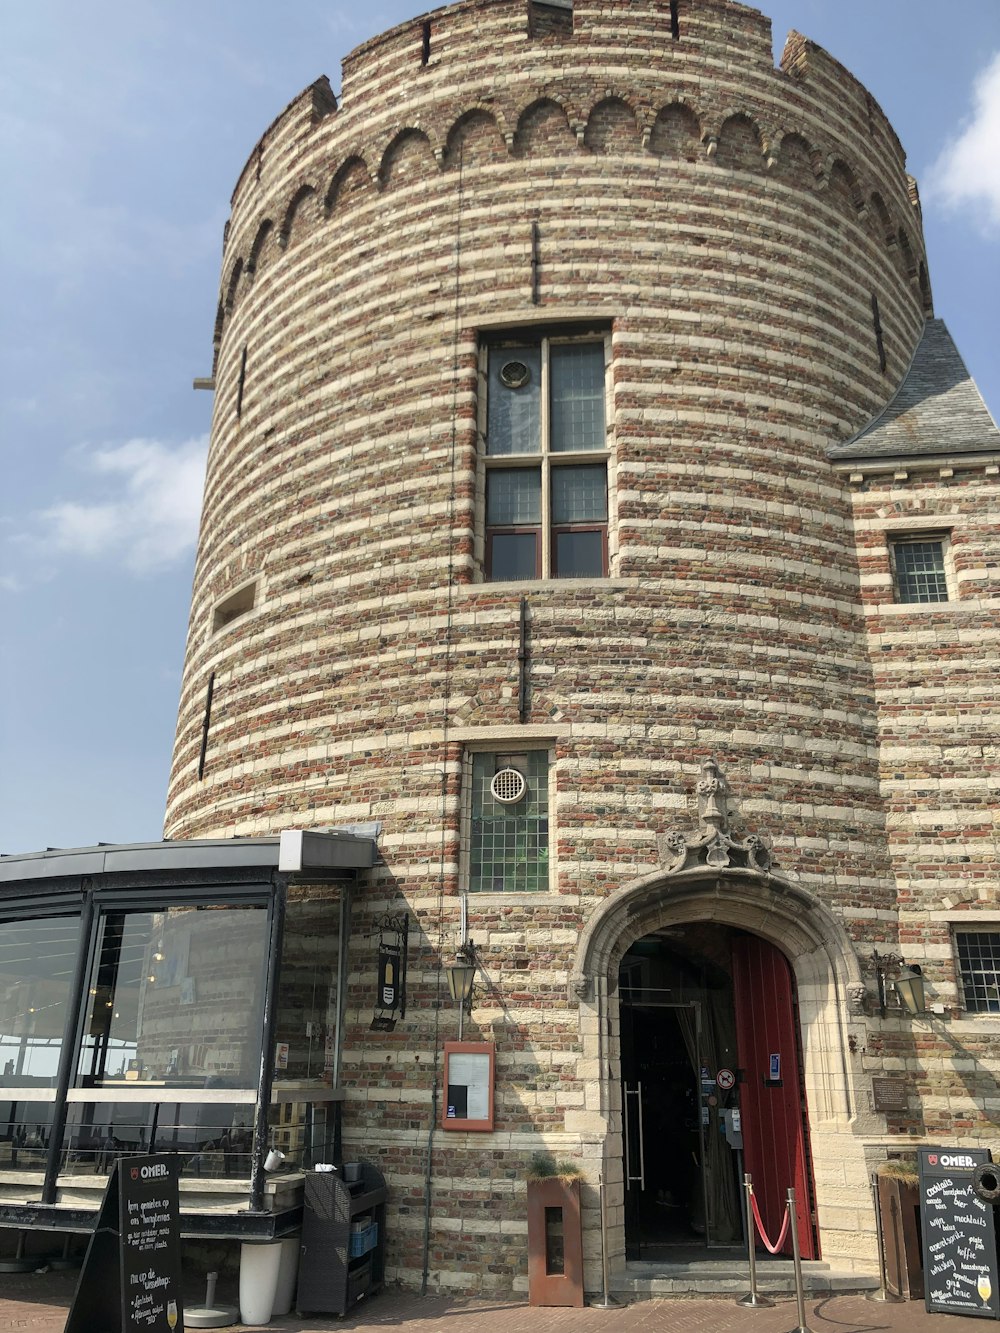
[919,1146,999,1319]
[65,1154,184,1332]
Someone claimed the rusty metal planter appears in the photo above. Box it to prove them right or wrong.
[527,1176,584,1307]
[878,1174,923,1299]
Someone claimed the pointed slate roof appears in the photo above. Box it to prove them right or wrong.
[829,319,1000,462]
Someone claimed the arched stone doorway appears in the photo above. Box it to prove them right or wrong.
[571,862,874,1278]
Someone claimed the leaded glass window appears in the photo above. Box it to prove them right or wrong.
[469,751,549,892]
[891,536,949,603]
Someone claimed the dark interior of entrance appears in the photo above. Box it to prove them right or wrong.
[618,923,816,1260]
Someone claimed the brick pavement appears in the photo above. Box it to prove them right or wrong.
[0,1270,994,1333]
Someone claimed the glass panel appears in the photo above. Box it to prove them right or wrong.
[267,1100,336,1170]
[0,915,80,1087]
[77,905,268,1090]
[487,468,541,525]
[274,893,341,1083]
[0,1101,54,1171]
[61,1101,251,1178]
[489,532,539,581]
[554,529,605,578]
[545,1205,566,1274]
[551,464,607,523]
[487,345,541,455]
[957,933,1000,1013]
[893,540,948,603]
[470,750,549,892]
[550,343,605,451]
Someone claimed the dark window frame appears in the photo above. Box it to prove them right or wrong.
[889,532,951,604]
[955,930,1000,1014]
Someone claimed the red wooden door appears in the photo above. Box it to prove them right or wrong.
[731,934,815,1258]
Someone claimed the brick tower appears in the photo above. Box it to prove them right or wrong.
[166,0,1000,1297]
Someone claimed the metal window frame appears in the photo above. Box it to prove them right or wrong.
[955,929,1000,1015]
[889,532,951,604]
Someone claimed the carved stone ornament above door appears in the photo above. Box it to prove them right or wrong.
[656,758,772,874]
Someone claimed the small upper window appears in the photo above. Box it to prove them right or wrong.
[955,931,1000,1013]
[482,333,610,581]
[889,535,949,604]
[212,581,257,632]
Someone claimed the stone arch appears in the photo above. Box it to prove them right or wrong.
[897,227,918,279]
[224,257,243,314]
[246,219,274,275]
[584,96,642,155]
[514,97,577,158]
[324,156,373,214]
[379,128,436,188]
[772,131,816,187]
[572,864,865,1126]
[827,158,863,218]
[715,112,764,172]
[649,102,701,160]
[279,185,318,246]
[868,191,893,246]
[443,108,508,170]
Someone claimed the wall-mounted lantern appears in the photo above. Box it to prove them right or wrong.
[444,940,478,1040]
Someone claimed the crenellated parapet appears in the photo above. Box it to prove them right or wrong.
[213,0,927,368]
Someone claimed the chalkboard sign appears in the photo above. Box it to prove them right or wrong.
[920,1146,1000,1319]
[66,1154,185,1333]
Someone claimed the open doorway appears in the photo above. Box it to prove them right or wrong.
[618,924,816,1260]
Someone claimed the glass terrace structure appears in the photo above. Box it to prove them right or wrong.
[0,832,373,1240]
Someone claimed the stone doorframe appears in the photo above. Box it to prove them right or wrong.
[569,864,876,1275]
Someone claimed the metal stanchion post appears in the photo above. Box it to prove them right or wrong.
[867,1170,903,1303]
[589,1171,624,1308]
[738,1172,774,1308]
[785,1187,814,1333]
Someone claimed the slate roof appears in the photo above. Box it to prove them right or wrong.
[829,319,1000,462]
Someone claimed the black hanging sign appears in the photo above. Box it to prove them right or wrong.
[66,1154,184,1333]
[919,1146,1000,1319]
[370,913,408,1032]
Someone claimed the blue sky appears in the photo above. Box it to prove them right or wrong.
[2,1,998,857]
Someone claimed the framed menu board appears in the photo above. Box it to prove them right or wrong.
[442,1041,495,1131]
[919,1146,1000,1319]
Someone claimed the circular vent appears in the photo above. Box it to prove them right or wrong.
[491,767,526,804]
[499,360,531,390]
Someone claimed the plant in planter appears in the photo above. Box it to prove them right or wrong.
[877,1158,922,1299]
[526,1155,585,1307]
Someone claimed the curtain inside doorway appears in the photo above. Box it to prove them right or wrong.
[676,1002,741,1243]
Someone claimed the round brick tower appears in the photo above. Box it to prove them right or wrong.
[166,0,935,1294]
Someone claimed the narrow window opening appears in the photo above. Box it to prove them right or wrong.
[870,294,886,374]
[530,221,541,305]
[212,580,257,632]
[197,671,215,780]
[421,19,431,64]
[669,0,680,39]
[236,344,248,417]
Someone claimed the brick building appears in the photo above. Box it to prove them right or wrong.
[3,0,998,1301]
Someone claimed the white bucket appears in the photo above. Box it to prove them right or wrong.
[271,1236,300,1316]
[263,1148,285,1172]
[239,1240,283,1326]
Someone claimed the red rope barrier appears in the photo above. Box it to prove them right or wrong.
[750,1192,791,1255]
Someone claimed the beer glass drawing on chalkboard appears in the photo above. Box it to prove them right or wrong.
[167,1298,178,1329]
[979,1277,993,1310]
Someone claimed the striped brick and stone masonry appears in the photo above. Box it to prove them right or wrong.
[164,0,999,1297]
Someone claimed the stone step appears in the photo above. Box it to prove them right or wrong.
[615,1262,880,1299]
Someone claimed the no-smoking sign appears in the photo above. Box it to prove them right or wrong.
[716,1068,736,1091]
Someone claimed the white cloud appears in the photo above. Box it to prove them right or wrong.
[36,436,208,575]
[925,51,1000,235]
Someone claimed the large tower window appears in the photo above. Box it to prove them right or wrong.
[481,332,610,580]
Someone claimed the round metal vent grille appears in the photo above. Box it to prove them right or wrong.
[499,360,531,389]
[490,767,527,804]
